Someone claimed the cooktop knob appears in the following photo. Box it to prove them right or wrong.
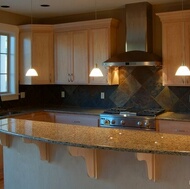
[137,121,143,126]
[111,120,116,124]
[104,120,110,125]
[120,120,125,125]
[144,120,150,128]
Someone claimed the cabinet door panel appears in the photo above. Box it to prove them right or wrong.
[158,120,190,135]
[72,30,88,84]
[89,28,109,84]
[19,25,53,84]
[54,32,72,84]
[158,11,190,86]
[32,32,54,84]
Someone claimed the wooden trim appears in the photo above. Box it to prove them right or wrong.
[68,146,98,179]
[0,133,11,147]
[136,153,156,181]
[54,18,119,32]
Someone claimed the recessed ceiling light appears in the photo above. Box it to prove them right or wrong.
[1,5,10,8]
[40,4,50,7]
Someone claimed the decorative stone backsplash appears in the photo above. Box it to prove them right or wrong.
[2,67,190,112]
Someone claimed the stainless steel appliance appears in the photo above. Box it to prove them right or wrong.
[100,108,164,130]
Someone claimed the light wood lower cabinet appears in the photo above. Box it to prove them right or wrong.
[12,112,55,122]
[157,119,190,135]
[13,111,99,127]
[54,113,99,127]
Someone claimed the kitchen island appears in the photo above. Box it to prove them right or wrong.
[0,117,190,189]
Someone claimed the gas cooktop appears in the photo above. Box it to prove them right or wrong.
[103,107,165,117]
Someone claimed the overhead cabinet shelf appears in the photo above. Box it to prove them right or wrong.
[54,18,119,85]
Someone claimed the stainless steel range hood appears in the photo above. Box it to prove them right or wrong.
[103,2,162,67]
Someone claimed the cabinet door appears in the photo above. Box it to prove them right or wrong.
[158,11,190,86]
[54,30,88,84]
[31,32,54,84]
[72,30,89,84]
[55,113,99,127]
[89,27,119,85]
[158,120,190,135]
[54,32,72,84]
[19,25,54,85]
[13,112,55,122]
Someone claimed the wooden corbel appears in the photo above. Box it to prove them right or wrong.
[23,138,50,162]
[136,153,156,181]
[68,146,98,179]
[0,133,11,147]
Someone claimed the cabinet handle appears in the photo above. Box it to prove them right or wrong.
[73,120,80,123]
[174,129,189,133]
[70,73,74,82]
[68,74,70,82]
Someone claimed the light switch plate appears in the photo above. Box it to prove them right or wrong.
[61,91,65,98]
[101,92,105,99]
[20,92,25,99]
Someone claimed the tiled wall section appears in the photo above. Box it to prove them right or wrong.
[3,67,190,112]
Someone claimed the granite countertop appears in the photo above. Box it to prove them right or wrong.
[0,118,190,156]
[44,107,105,116]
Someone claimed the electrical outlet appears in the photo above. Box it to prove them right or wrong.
[20,92,25,99]
[61,91,65,98]
[101,92,105,99]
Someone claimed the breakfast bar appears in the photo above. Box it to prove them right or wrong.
[0,117,190,189]
[1,118,190,155]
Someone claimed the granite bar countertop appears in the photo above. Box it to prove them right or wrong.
[0,118,190,156]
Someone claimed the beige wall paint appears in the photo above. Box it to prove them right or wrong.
[4,137,190,189]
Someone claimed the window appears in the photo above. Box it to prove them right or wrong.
[0,34,8,93]
[0,23,19,101]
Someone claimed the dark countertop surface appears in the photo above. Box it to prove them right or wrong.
[156,111,190,121]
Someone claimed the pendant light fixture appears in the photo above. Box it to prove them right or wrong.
[25,0,38,77]
[89,0,103,77]
[175,0,190,76]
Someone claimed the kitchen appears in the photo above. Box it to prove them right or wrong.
[0,0,190,189]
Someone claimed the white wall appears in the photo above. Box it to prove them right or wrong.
[3,137,190,189]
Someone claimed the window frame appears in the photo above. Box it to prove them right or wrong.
[0,23,19,101]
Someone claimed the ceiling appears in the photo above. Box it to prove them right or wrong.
[0,0,181,18]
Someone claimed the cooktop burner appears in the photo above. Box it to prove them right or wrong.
[103,107,165,116]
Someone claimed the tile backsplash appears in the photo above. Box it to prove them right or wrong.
[2,67,190,112]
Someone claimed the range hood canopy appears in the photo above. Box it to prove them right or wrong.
[103,50,162,67]
[103,2,162,67]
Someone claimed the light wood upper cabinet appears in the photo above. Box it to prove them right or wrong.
[89,27,119,85]
[54,18,119,85]
[19,25,54,84]
[54,30,89,84]
[157,10,190,86]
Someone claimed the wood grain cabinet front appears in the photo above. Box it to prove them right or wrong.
[54,18,119,85]
[157,10,190,86]
[157,119,190,135]
[55,113,99,127]
[13,112,55,122]
[19,25,54,84]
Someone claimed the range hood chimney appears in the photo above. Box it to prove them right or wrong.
[103,2,162,67]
